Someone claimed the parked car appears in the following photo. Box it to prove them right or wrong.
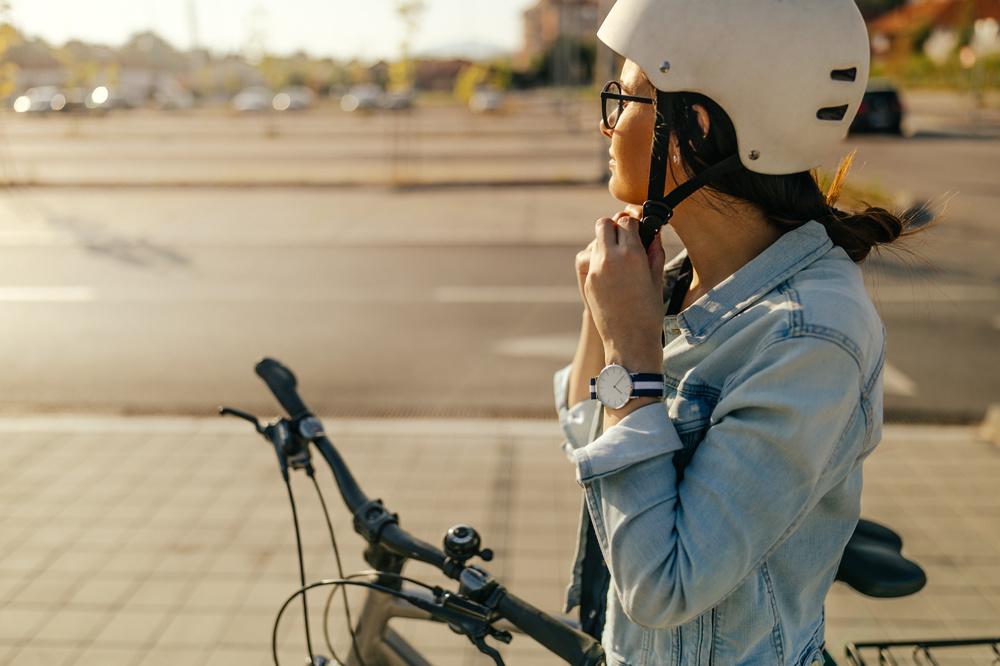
[12,86,69,113]
[850,83,904,135]
[232,87,274,113]
[340,85,382,112]
[380,90,414,111]
[84,86,116,112]
[154,82,195,110]
[272,86,315,111]
[469,90,505,114]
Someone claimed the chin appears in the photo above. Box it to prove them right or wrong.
[608,173,645,207]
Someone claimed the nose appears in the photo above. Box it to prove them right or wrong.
[599,118,613,139]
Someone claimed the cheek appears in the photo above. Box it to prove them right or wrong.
[610,131,651,201]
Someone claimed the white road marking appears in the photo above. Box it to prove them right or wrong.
[433,286,579,304]
[0,287,95,302]
[493,335,578,360]
[883,362,918,397]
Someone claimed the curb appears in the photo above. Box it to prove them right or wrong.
[979,404,1000,447]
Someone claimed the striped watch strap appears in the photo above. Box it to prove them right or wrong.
[589,373,665,401]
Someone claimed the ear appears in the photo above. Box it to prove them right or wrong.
[692,104,710,138]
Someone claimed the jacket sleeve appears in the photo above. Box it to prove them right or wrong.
[572,335,865,629]
[554,363,602,459]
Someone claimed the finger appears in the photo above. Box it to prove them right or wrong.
[625,204,643,219]
[594,218,617,252]
[612,210,632,222]
[616,216,642,251]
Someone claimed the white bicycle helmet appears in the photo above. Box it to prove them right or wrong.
[598,0,871,243]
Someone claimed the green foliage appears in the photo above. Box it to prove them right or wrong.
[453,64,488,103]
[489,59,514,92]
[388,60,414,93]
[876,52,1000,90]
[910,21,935,53]
[0,20,21,97]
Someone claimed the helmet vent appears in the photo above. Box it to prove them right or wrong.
[830,67,858,82]
[817,105,849,121]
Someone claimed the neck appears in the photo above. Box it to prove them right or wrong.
[668,195,782,300]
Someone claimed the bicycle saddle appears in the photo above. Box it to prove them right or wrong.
[835,518,926,598]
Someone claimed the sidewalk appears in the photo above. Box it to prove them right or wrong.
[0,417,997,665]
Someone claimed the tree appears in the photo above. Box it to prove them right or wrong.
[0,0,20,97]
[393,0,426,91]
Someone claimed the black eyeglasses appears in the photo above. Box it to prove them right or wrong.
[601,80,655,130]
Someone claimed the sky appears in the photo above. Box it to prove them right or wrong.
[7,0,537,60]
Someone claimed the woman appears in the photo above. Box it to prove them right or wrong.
[554,0,908,664]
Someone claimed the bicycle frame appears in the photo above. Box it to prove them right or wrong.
[346,583,437,666]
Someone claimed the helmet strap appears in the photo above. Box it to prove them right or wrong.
[638,91,744,248]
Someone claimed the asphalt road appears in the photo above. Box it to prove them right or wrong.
[0,96,996,422]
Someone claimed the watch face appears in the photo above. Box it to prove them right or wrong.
[596,365,632,409]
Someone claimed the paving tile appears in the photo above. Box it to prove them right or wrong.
[125,577,192,609]
[179,578,248,611]
[93,608,170,646]
[70,645,141,666]
[154,611,229,648]
[136,647,209,666]
[31,607,109,643]
[0,574,27,604]
[8,573,83,607]
[1,644,77,666]
[201,648,270,666]
[65,575,140,607]
[0,606,50,642]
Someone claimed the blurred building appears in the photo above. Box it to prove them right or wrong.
[868,0,1000,59]
[521,0,599,66]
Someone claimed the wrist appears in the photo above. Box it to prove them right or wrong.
[604,396,660,427]
[603,348,662,375]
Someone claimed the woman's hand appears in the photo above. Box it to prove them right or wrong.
[584,215,666,375]
[576,207,644,310]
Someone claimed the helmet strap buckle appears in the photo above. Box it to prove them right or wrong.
[639,200,674,248]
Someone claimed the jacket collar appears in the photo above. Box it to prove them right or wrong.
[675,220,833,344]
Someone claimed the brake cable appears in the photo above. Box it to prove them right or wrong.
[309,473,366,666]
[274,578,512,666]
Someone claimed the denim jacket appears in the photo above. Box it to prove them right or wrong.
[554,221,885,666]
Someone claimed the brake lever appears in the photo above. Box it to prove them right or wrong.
[394,587,509,665]
[219,406,265,434]
[471,635,506,666]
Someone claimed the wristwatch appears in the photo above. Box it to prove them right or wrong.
[589,364,666,410]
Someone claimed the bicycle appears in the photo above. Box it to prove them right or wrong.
[222,358,999,666]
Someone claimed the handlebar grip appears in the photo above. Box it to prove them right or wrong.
[255,358,311,418]
[495,591,604,666]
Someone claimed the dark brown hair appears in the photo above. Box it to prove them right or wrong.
[658,91,910,262]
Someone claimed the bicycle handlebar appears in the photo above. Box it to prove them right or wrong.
[495,590,606,666]
[255,358,311,419]
[252,357,605,666]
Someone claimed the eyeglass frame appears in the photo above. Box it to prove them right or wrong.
[601,80,655,130]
